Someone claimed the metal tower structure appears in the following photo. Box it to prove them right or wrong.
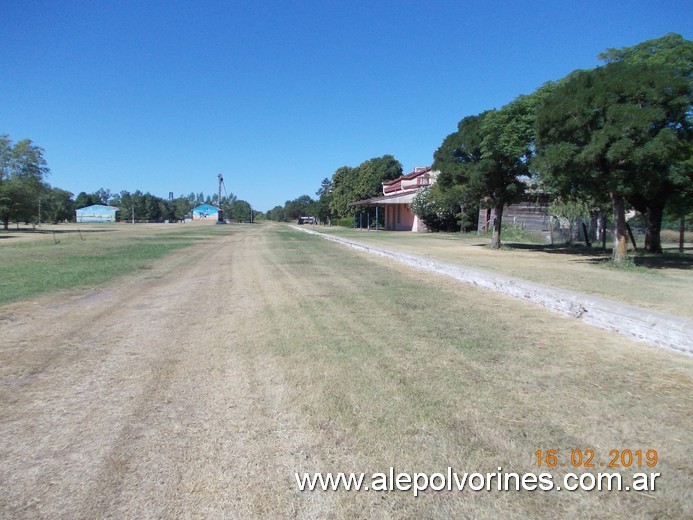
[217,173,227,224]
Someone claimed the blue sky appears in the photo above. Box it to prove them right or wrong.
[2,1,691,211]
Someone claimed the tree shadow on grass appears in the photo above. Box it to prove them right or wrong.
[1,228,118,242]
[498,242,693,270]
[11,228,118,236]
[631,252,693,270]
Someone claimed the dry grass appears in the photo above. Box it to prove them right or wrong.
[313,226,693,318]
[0,223,690,519]
[250,225,692,518]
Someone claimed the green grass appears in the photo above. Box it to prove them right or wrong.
[311,225,693,318]
[0,226,223,305]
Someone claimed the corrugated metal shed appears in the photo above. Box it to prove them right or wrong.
[75,205,119,223]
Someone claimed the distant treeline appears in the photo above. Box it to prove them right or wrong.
[0,136,260,228]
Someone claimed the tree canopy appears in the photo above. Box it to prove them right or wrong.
[535,59,692,260]
[432,92,542,248]
[329,155,402,217]
[0,135,51,229]
[598,33,693,79]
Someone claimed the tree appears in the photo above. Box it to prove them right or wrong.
[597,33,693,253]
[433,94,540,248]
[433,114,488,232]
[266,205,286,221]
[172,196,192,221]
[598,33,693,77]
[229,199,252,222]
[536,60,692,262]
[547,198,593,244]
[43,187,75,223]
[74,192,99,208]
[329,166,358,217]
[411,183,467,232]
[285,195,315,220]
[316,177,333,198]
[355,155,402,200]
[475,95,540,247]
[314,177,334,224]
[0,135,50,229]
[329,155,402,217]
[94,188,112,205]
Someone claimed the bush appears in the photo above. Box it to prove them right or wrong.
[334,217,354,227]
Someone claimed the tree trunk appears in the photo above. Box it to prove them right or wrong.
[643,202,664,254]
[611,192,629,264]
[491,204,503,249]
[2,216,8,231]
[680,211,685,254]
[628,193,665,254]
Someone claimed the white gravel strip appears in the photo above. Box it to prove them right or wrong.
[292,225,693,356]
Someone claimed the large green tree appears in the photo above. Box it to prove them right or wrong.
[329,166,358,217]
[536,60,692,262]
[597,33,693,253]
[314,177,334,224]
[433,93,540,248]
[475,95,539,247]
[43,187,75,223]
[285,195,315,220]
[229,199,252,222]
[329,155,402,217]
[0,135,50,230]
[430,113,485,232]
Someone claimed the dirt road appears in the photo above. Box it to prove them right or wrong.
[0,226,323,518]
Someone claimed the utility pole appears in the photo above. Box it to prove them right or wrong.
[217,173,227,224]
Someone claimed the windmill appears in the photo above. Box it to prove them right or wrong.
[217,173,228,224]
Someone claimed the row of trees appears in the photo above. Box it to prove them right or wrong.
[1,134,258,227]
[77,189,256,223]
[272,35,691,264]
[422,33,692,262]
[266,155,403,224]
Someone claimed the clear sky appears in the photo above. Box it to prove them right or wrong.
[2,1,691,211]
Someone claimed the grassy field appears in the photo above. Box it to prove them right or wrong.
[310,225,693,318]
[0,223,229,305]
[0,222,690,518]
[239,225,692,517]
